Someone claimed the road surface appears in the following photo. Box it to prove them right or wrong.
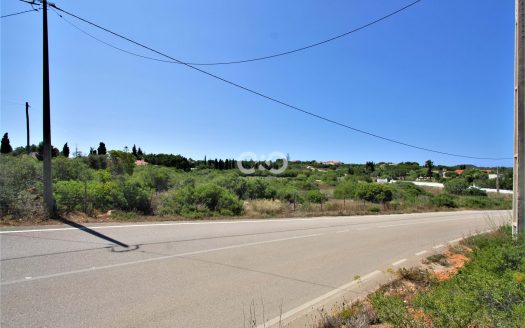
[0,210,510,327]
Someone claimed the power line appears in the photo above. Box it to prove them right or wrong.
[49,3,511,160]
[1,8,38,19]
[55,0,422,66]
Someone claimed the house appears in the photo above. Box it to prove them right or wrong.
[134,159,148,166]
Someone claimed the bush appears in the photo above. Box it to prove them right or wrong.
[0,156,44,217]
[120,181,152,213]
[334,180,358,200]
[355,183,393,203]
[416,228,525,327]
[54,181,85,212]
[246,178,276,200]
[465,187,487,197]
[158,184,243,217]
[53,157,91,181]
[444,178,469,195]
[132,165,171,192]
[304,190,327,204]
[432,194,457,208]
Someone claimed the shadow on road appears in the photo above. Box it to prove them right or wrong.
[57,217,130,248]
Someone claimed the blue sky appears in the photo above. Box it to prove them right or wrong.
[1,0,515,166]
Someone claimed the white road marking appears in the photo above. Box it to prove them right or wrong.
[415,250,428,256]
[392,259,407,266]
[0,233,324,286]
[379,217,468,228]
[448,237,463,243]
[256,270,382,328]
[336,230,349,233]
[0,211,488,234]
[433,244,445,249]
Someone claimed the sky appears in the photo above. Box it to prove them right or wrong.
[0,0,516,167]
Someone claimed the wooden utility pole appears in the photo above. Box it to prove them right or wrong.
[42,0,54,217]
[25,102,30,155]
[513,0,525,236]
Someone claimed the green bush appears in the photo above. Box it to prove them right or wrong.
[246,178,276,200]
[120,181,152,213]
[432,194,457,208]
[416,227,525,327]
[464,187,487,197]
[54,180,85,212]
[132,165,171,192]
[0,156,44,217]
[355,183,393,203]
[304,189,327,204]
[334,180,358,199]
[158,184,242,217]
[53,157,91,181]
[444,178,469,195]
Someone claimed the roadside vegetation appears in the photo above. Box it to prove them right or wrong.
[316,226,525,328]
[0,137,513,224]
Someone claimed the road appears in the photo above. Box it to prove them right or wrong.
[0,210,510,327]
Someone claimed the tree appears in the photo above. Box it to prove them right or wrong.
[62,143,70,158]
[425,160,434,178]
[132,144,137,158]
[365,161,375,173]
[137,147,143,158]
[97,142,107,155]
[1,133,13,154]
[37,142,59,160]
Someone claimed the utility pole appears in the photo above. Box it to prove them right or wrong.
[496,167,500,194]
[42,0,54,217]
[513,0,525,236]
[25,102,30,155]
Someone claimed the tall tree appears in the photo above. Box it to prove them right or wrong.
[137,147,143,158]
[365,161,375,173]
[98,142,107,155]
[62,142,70,158]
[425,160,434,177]
[0,133,13,154]
[132,144,137,158]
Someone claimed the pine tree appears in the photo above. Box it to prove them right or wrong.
[0,133,13,154]
[62,143,70,158]
[132,144,137,158]
[137,147,143,158]
[97,142,107,155]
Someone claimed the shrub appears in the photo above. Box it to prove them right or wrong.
[432,194,457,208]
[132,165,171,192]
[334,180,358,200]
[53,157,91,181]
[304,190,327,204]
[276,186,300,204]
[158,184,242,217]
[246,178,276,199]
[416,228,525,327]
[465,187,487,197]
[444,178,469,195]
[355,183,393,203]
[0,156,44,217]
[54,180,85,212]
[120,181,152,213]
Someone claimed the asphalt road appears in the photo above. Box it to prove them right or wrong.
[0,210,510,327]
